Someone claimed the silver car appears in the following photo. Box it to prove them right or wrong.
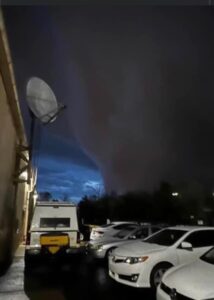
[87,224,162,259]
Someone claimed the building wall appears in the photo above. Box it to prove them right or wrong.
[0,71,18,265]
[0,9,34,267]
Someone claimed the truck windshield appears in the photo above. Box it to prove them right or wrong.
[40,218,70,228]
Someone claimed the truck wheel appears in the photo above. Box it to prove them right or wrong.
[24,252,35,275]
[150,262,172,288]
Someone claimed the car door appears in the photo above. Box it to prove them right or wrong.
[176,230,214,265]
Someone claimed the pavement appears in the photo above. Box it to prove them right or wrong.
[15,245,26,258]
[0,257,28,300]
[0,245,155,300]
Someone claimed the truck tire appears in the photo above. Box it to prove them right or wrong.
[24,252,36,275]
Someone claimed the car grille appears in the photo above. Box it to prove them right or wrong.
[112,255,126,263]
[114,258,125,263]
[119,274,132,281]
[160,282,194,300]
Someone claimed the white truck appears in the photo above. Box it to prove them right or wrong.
[25,201,83,271]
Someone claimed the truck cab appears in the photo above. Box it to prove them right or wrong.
[25,201,83,270]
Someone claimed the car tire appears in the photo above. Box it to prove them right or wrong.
[105,247,116,260]
[150,262,172,289]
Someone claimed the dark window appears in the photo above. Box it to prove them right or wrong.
[114,226,138,239]
[113,223,135,230]
[134,228,149,239]
[101,223,113,228]
[145,229,187,246]
[40,218,70,228]
[184,230,214,248]
[201,247,214,265]
[151,227,161,234]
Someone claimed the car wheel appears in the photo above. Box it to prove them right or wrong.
[105,247,116,260]
[150,262,172,288]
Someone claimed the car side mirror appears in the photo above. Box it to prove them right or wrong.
[128,235,136,240]
[180,241,193,251]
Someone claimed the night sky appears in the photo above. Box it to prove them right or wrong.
[3,6,214,200]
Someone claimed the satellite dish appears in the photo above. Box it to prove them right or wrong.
[26,77,58,124]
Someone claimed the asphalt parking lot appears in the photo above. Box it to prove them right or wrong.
[0,255,156,300]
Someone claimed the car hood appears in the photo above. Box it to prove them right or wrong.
[163,259,214,299]
[113,241,167,257]
[90,236,119,245]
[102,239,136,248]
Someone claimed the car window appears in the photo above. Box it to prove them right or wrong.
[151,227,161,233]
[134,228,148,239]
[145,229,187,246]
[114,225,138,239]
[101,223,113,228]
[113,223,134,230]
[201,247,214,265]
[40,218,70,228]
[184,230,214,248]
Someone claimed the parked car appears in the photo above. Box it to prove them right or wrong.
[25,201,83,272]
[109,226,214,288]
[90,221,138,241]
[157,246,214,300]
[87,224,163,259]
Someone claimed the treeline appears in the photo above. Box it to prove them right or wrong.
[78,182,214,226]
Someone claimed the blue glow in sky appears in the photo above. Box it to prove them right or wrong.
[37,155,103,202]
[34,130,104,202]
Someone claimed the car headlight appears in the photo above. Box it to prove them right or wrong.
[96,245,103,252]
[91,244,103,251]
[125,256,149,264]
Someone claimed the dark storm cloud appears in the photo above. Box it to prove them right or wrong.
[33,129,98,170]
[3,6,214,194]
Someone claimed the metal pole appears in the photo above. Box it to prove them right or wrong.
[28,111,36,184]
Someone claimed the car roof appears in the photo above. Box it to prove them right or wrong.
[112,221,137,225]
[36,201,76,207]
[166,225,214,231]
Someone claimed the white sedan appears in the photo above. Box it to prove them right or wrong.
[90,222,137,240]
[88,224,162,259]
[157,246,214,300]
[109,226,214,288]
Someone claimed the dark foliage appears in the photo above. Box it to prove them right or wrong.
[78,182,214,226]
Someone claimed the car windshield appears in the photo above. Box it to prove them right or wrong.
[40,218,70,228]
[201,247,214,265]
[114,225,139,239]
[145,229,187,246]
[101,223,113,228]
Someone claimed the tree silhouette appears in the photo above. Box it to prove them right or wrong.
[38,191,52,201]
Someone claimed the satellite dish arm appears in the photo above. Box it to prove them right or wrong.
[27,111,36,183]
[43,104,67,125]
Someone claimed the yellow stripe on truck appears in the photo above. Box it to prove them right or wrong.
[40,235,69,246]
